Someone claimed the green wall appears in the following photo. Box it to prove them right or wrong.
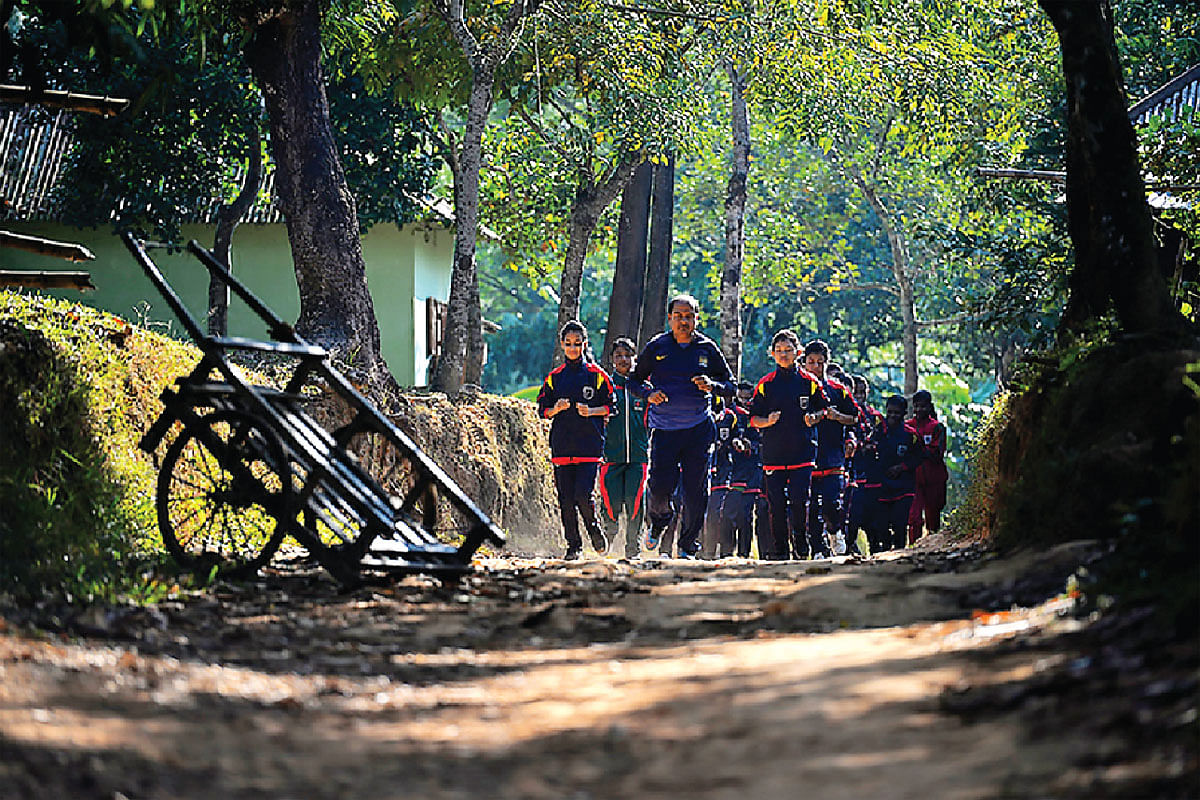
[1,222,452,386]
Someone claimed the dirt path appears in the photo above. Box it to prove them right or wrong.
[1,540,1195,799]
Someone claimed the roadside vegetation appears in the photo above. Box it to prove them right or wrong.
[0,292,193,601]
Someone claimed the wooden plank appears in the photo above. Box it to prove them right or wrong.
[0,85,129,116]
[0,270,94,290]
[0,230,95,261]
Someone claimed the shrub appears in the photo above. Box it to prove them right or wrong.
[0,293,194,601]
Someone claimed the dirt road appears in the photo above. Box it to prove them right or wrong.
[1,539,1194,799]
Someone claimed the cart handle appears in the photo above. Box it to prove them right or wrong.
[186,240,303,346]
[121,232,207,345]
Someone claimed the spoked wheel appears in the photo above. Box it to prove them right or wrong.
[157,409,291,578]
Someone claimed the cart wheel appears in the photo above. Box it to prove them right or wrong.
[157,409,291,578]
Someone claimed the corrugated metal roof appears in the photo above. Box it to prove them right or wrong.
[0,107,73,219]
[0,105,287,224]
[0,106,455,229]
[1130,64,1200,126]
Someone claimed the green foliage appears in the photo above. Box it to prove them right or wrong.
[1114,0,1200,97]
[19,3,438,243]
[327,74,441,231]
[478,0,705,281]
[0,293,194,601]
[947,390,1013,541]
[48,30,262,243]
[479,240,615,391]
[991,338,1200,631]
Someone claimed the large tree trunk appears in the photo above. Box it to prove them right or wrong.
[464,277,485,385]
[601,160,652,368]
[209,125,263,337]
[640,154,675,348]
[553,203,602,367]
[854,170,919,395]
[720,64,750,377]
[430,0,544,393]
[1040,0,1187,336]
[552,160,640,368]
[243,0,386,378]
[433,75,494,393]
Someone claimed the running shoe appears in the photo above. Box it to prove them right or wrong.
[589,528,609,553]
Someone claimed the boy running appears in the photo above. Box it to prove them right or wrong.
[600,338,650,559]
[721,381,764,558]
[861,395,923,552]
[907,389,949,545]
[802,341,860,556]
[844,374,883,555]
[749,329,829,559]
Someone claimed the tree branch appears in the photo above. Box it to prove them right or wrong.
[913,312,985,329]
[868,113,894,185]
[509,96,576,164]
[794,280,900,297]
[487,0,546,72]
[436,111,461,179]
[432,0,481,68]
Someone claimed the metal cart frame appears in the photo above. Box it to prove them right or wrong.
[123,233,504,584]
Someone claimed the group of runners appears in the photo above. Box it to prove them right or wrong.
[535,294,949,561]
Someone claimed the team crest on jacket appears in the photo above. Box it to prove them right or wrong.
[583,386,595,400]
[698,353,709,368]
[798,396,809,409]
[897,444,908,456]
[924,434,933,444]
[719,427,730,440]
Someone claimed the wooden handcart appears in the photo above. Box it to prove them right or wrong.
[123,233,504,585]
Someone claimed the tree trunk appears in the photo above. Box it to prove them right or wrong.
[553,203,601,367]
[433,74,494,393]
[720,64,750,377]
[854,169,919,395]
[897,273,919,396]
[1040,0,1187,336]
[242,0,386,378]
[209,125,263,337]
[601,159,652,368]
[812,298,832,341]
[464,277,485,385]
[640,154,675,348]
[552,160,640,368]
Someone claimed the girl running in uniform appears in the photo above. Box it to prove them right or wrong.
[537,321,614,559]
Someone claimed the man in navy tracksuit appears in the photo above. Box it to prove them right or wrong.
[629,295,735,559]
[802,341,860,556]
[861,395,924,553]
